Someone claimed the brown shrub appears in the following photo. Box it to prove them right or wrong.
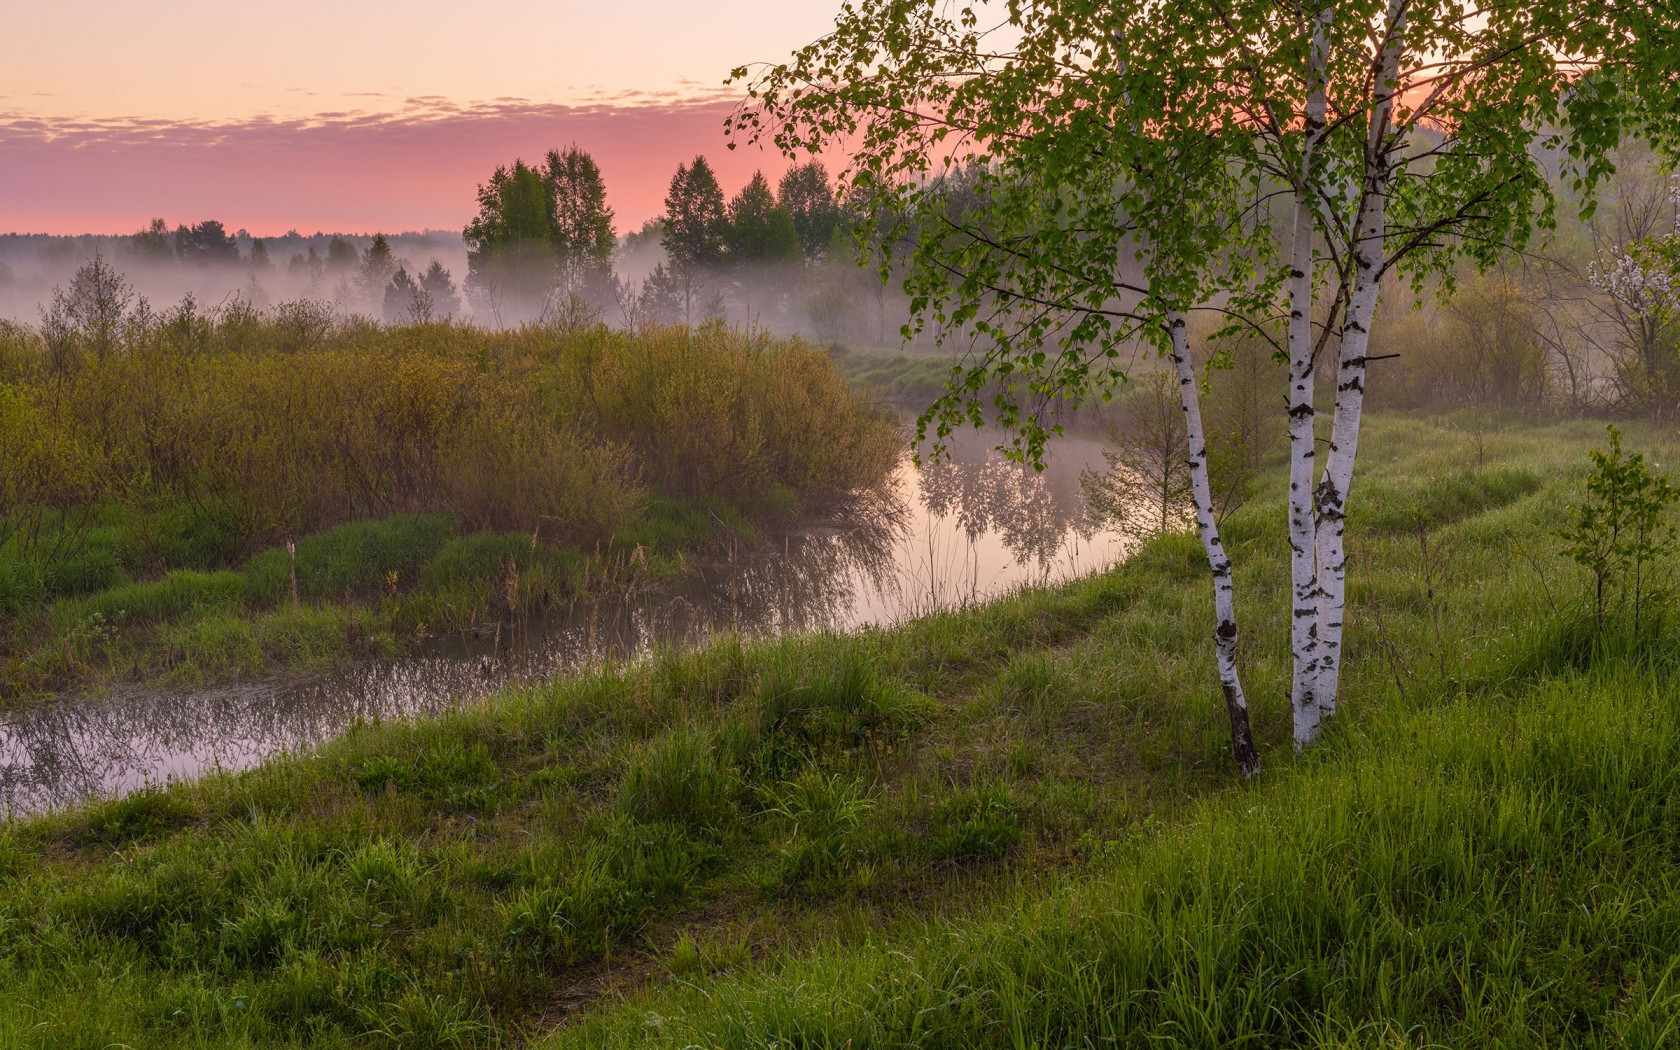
[0,313,897,556]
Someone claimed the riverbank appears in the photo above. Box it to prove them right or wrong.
[0,414,1661,1047]
[0,320,899,701]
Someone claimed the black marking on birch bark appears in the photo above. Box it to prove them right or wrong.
[1222,678,1260,778]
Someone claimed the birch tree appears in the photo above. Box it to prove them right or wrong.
[732,0,1679,767]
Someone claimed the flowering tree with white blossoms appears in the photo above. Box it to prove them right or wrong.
[1590,178,1680,415]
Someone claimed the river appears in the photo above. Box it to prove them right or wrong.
[0,431,1128,816]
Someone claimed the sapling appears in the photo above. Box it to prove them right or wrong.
[1559,426,1678,631]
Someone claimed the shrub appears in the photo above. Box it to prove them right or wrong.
[1559,425,1679,627]
[244,513,456,602]
[0,317,896,573]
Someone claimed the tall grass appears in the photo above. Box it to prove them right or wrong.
[0,314,898,690]
[0,313,898,576]
[557,657,1680,1049]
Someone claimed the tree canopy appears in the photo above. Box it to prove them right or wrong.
[733,0,1680,770]
[542,145,617,285]
[726,171,801,265]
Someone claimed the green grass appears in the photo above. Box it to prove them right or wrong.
[827,342,956,404]
[0,413,1674,1048]
[1,495,777,699]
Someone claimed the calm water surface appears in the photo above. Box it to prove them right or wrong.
[0,433,1127,816]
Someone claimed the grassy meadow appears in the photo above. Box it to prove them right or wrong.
[0,413,1673,1047]
[0,315,899,698]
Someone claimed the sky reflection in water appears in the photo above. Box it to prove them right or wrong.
[0,432,1127,816]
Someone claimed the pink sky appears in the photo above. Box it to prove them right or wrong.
[0,0,845,236]
[0,101,805,237]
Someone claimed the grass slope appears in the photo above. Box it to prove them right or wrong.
[0,414,1666,1048]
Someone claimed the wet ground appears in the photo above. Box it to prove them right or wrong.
[0,432,1128,815]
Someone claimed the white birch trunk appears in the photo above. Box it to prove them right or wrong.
[1288,6,1332,749]
[1313,0,1408,717]
[1167,311,1259,777]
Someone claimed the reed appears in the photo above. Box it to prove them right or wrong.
[0,314,899,692]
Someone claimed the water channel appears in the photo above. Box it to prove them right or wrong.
[0,432,1129,816]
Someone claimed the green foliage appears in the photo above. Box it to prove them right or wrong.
[777,162,843,261]
[73,788,197,847]
[559,657,1680,1049]
[544,145,617,295]
[725,171,801,266]
[926,783,1020,862]
[1357,466,1543,534]
[463,159,559,317]
[244,513,455,602]
[663,156,727,272]
[0,317,896,692]
[620,729,742,832]
[1559,425,1678,626]
[762,770,875,886]
[731,0,1678,465]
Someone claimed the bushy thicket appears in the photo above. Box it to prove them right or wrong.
[0,305,899,604]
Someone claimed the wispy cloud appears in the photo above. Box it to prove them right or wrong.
[0,96,795,236]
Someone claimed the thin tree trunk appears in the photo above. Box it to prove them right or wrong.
[1168,311,1259,777]
[1288,4,1331,748]
[1313,0,1407,716]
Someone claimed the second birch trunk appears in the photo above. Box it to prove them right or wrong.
[1288,4,1332,748]
[1168,312,1259,777]
[1313,0,1407,716]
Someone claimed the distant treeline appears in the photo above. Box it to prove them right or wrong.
[459,145,913,343]
[0,148,925,342]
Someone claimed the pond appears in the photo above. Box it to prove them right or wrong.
[0,431,1129,816]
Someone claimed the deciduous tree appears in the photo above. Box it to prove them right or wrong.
[779,161,843,261]
[662,156,728,323]
[734,0,1680,768]
[464,159,558,323]
[543,145,617,299]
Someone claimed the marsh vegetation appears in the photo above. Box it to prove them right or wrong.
[0,302,898,699]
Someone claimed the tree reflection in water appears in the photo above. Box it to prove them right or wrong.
[0,433,1125,816]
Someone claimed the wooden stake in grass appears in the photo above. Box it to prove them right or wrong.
[287,539,299,616]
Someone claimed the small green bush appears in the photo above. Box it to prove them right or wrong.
[245,512,455,602]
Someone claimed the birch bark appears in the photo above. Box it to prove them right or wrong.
[1313,0,1408,716]
[1167,311,1259,777]
[1288,5,1332,748]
